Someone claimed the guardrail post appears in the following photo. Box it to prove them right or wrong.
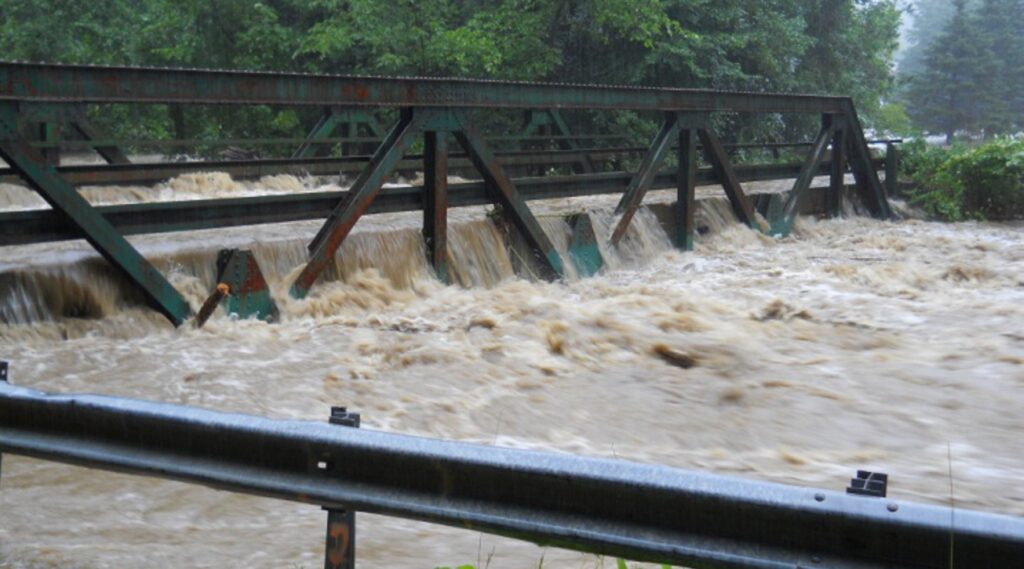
[885,142,899,197]
[324,406,360,569]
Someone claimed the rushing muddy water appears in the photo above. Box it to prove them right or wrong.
[1,172,1023,568]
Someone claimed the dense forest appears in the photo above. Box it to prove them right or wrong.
[0,0,903,144]
[900,0,1024,141]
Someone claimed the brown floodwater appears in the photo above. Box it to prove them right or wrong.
[1,173,1022,568]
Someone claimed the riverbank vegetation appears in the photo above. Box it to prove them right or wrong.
[901,138,1024,221]
[0,0,901,145]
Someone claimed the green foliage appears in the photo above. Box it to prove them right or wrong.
[902,0,1024,140]
[0,0,904,147]
[871,102,916,137]
[902,138,1024,220]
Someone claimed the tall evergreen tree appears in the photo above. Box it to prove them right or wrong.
[906,0,991,142]
[975,0,1024,134]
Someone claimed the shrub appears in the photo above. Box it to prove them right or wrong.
[901,138,1024,221]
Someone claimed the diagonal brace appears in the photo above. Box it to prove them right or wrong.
[70,112,131,165]
[842,101,892,219]
[453,111,564,280]
[770,117,837,235]
[0,105,191,325]
[290,109,425,299]
[698,127,759,229]
[610,114,679,245]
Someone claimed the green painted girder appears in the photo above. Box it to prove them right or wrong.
[841,100,892,220]
[675,127,699,252]
[827,126,847,218]
[0,103,191,325]
[289,107,563,298]
[423,130,450,284]
[293,108,386,159]
[769,117,837,236]
[698,127,759,229]
[0,61,848,114]
[291,108,425,299]
[451,110,564,281]
[1,160,887,246]
[611,114,679,245]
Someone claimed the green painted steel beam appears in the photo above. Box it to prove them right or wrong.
[291,108,425,299]
[841,101,892,219]
[698,127,759,229]
[0,61,847,114]
[0,104,191,325]
[770,118,836,236]
[0,160,884,247]
[611,114,679,245]
[452,110,565,280]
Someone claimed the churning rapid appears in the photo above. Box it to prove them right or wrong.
[1,172,1023,568]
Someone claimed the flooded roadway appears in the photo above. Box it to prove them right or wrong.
[1,173,1023,568]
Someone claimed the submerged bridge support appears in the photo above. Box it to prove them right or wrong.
[0,61,893,325]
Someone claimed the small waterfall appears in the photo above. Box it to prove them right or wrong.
[0,170,770,330]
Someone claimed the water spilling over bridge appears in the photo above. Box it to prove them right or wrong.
[1,62,1023,568]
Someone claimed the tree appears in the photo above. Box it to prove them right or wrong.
[974,0,1024,135]
[898,0,980,76]
[905,0,992,142]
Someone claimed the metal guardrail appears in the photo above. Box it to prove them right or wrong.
[1,366,1022,569]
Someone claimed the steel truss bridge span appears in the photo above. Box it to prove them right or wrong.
[0,61,893,325]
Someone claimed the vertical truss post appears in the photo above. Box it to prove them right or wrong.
[675,114,702,251]
[323,407,360,569]
[423,130,450,283]
[291,108,425,299]
[611,113,679,245]
[37,121,61,166]
[842,101,892,219]
[885,141,900,197]
[453,111,564,280]
[770,115,837,235]
[828,120,847,218]
[0,103,192,325]
[698,126,759,229]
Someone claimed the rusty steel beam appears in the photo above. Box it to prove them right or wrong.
[423,131,449,283]
[0,61,848,114]
[0,160,886,247]
[0,103,191,325]
[611,114,678,245]
[771,116,837,235]
[698,127,758,229]
[453,111,564,280]
[291,109,423,299]
[676,127,699,251]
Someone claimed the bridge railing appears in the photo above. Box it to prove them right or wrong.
[1,363,1021,569]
